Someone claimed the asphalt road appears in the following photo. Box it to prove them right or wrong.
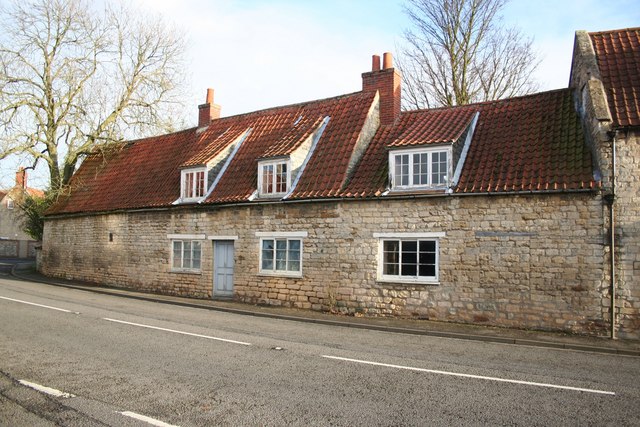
[1,275,638,426]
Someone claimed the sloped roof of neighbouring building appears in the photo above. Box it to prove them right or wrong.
[590,27,640,128]
[47,87,597,216]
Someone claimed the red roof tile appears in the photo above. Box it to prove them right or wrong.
[48,86,597,215]
[344,89,597,197]
[387,107,477,148]
[48,128,201,214]
[205,92,377,203]
[590,28,640,127]
[456,89,596,193]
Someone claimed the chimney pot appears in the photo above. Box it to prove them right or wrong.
[372,55,381,72]
[206,88,214,104]
[383,52,393,69]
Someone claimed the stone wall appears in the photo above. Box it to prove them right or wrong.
[611,130,640,338]
[40,190,634,338]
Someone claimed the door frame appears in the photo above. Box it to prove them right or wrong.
[209,236,238,298]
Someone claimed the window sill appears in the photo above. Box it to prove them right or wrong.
[376,277,440,286]
[258,271,303,279]
[170,269,202,275]
[388,187,448,194]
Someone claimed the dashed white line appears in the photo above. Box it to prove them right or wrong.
[322,355,616,396]
[18,380,76,398]
[0,296,79,314]
[103,318,252,346]
[118,411,180,427]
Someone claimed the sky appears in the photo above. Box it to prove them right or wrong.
[1,0,639,189]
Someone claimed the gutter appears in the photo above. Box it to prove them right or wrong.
[44,187,599,220]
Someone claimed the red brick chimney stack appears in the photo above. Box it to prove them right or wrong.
[198,88,221,127]
[15,167,26,190]
[362,51,401,125]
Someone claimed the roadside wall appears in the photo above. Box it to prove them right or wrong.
[40,192,627,338]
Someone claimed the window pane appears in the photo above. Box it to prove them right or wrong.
[412,153,428,185]
[262,165,274,194]
[401,155,409,186]
[276,163,287,193]
[288,260,300,272]
[418,240,437,277]
[432,151,448,185]
[261,239,274,270]
[196,171,205,197]
[192,241,202,269]
[184,172,194,198]
[275,239,287,271]
[383,240,400,275]
[419,264,436,277]
[401,240,418,276]
[287,239,301,272]
[183,241,192,267]
[173,241,182,268]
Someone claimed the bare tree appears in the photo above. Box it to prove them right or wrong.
[0,0,187,193]
[398,0,540,109]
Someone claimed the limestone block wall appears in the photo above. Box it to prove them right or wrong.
[42,191,633,338]
[613,130,640,338]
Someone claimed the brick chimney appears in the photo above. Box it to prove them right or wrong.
[362,52,401,125]
[198,88,221,127]
[15,167,26,190]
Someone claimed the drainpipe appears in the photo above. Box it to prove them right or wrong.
[604,130,617,339]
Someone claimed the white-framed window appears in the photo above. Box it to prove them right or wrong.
[256,231,307,276]
[169,234,205,272]
[374,232,445,284]
[181,168,207,201]
[258,159,290,197]
[6,198,14,209]
[389,147,451,190]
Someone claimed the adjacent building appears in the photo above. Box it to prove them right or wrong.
[0,168,44,258]
[41,28,640,339]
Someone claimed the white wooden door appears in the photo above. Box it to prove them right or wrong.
[214,241,234,297]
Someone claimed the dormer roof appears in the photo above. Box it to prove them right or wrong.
[387,107,477,148]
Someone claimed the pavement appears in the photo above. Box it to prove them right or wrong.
[5,259,640,357]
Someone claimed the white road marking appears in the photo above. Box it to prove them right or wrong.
[18,380,76,398]
[118,411,180,427]
[0,296,79,314]
[103,318,252,346]
[322,355,616,396]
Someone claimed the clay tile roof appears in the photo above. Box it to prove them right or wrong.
[344,89,597,197]
[205,91,376,203]
[49,91,376,214]
[590,28,640,127]
[48,128,201,214]
[181,124,247,167]
[456,89,596,193]
[387,107,477,148]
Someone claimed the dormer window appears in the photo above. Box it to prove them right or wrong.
[6,198,14,209]
[258,159,290,197]
[389,147,451,190]
[181,168,207,201]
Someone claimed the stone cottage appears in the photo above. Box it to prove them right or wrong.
[41,28,639,339]
[0,168,44,258]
